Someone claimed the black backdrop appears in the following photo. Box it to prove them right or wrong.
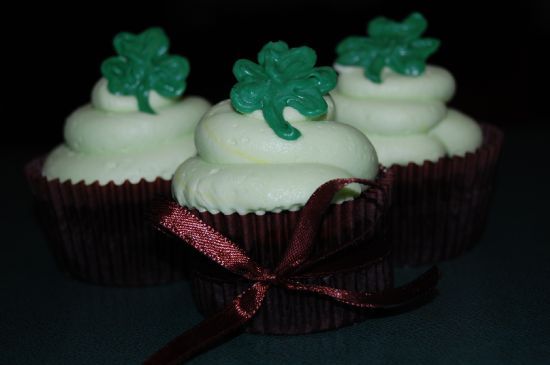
[5,1,539,159]
[2,4,549,364]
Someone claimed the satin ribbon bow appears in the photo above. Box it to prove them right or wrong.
[145,178,439,365]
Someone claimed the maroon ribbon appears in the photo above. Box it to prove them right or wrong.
[144,178,439,365]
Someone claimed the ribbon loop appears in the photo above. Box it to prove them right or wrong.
[153,201,269,281]
[275,178,380,276]
[146,177,438,365]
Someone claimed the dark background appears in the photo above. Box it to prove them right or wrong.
[2,2,549,365]
[5,0,539,159]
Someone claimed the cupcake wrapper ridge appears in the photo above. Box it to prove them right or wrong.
[388,123,503,266]
[25,157,188,286]
[188,171,394,334]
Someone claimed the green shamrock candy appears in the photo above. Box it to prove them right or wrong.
[336,12,440,83]
[101,27,190,114]
[230,41,337,141]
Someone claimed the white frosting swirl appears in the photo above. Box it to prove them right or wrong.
[333,65,456,101]
[43,78,211,185]
[331,65,482,166]
[172,97,379,214]
[91,78,176,112]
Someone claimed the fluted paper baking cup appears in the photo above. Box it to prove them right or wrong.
[187,171,393,334]
[388,123,503,266]
[25,157,188,286]
[189,170,393,271]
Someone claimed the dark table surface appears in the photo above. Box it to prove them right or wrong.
[1,123,549,365]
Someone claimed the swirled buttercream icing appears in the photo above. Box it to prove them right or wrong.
[172,98,378,214]
[172,41,379,215]
[43,28,211,184]
[332,13,482,166]
[43,79,210,185]
[331,66,482,166]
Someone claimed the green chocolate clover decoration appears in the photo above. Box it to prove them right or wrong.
[230,41,337,140]
[101,27,190,114]
[336,12,440,83]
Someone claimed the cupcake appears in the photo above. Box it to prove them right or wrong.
[25,27,211,286]
[331,13,503,265]
[170,41,394,334]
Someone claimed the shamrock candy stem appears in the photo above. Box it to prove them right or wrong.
[136,85,155,114]
[262,99,301,140]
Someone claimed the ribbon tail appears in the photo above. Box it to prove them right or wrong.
[372,266,441,308]
[143,282,269,365]
[286,266,440,309]
[143,303,246,365]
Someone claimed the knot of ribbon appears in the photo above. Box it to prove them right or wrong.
[145,178,439,365]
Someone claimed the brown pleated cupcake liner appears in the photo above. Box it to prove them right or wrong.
[191,244,393,335]
[186,171,393,334]
[388,123,503,266]
[189,169,394,271]
[24,157,189,287]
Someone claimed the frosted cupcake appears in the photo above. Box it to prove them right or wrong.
[331,13,503,265]
[25,28,211,286]
[171,41,394,333]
